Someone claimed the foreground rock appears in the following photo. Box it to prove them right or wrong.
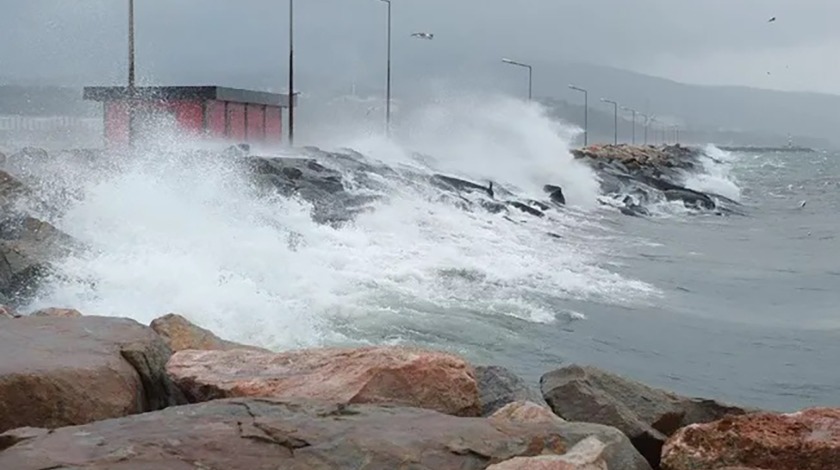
[487,436,613,469]
[150,313,268,352]
[0,315,185,433]
[541,365,751,469]
[0,398,651,469]
[476,365,548,416]
[167,346,482,416]
[661,408,840,470]
[28,307,82,317]
[489,401,565,426]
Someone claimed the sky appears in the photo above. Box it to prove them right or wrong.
[1,0,840,95]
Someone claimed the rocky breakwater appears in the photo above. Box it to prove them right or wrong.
[0,310,837,469]
[573,144,742,216]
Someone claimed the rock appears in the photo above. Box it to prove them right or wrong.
[0,316,186,433]
[661,408,840,470]
[490,401,564,425]
[167,346,482,416]
[0,215,78,302]
[541,365,751,469]
[544,184,567,205]
[0,305,14,319]
[150,313,267,352]
[487,436,611,469]
[0,427,48,452]
[0,398,652,470]
[476,365,547,416]
[28,307,82,318]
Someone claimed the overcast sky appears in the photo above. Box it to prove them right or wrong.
[2,0,840,94]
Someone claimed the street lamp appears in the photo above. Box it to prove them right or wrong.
[127,0,136,147]
[287,0,295,146]
[640,113,651,145]
[381,0,392,137]
[601,98,618,145]
[621,106,637,145]
[502,58,532,101]
[569,84,588,146]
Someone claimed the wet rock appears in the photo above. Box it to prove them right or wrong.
[0,315,186,433]
[150,313,268,352]
[541,365,751,469]
[28,307,82,318]
[0,398,651,470]
[476,365,547,416]
[544,184,567,205]
[0,215,78,302]
[489,401,563,425]
[167,346,482,416]
[509,201,545,217]
[431,174,494,197]
[661,408,840,470]
[0,306,14,319]
[663,188,716,210]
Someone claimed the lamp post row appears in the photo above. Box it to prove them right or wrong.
[126,1,678,147]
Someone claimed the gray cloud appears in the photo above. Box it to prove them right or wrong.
[2,0,840,93]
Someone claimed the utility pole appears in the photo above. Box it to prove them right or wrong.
[569,85,588,146]
[381,0,392,137]
[127,0,136,148]
[288,0,295,146]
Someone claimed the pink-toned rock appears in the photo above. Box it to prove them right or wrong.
[487,436,609,470]
[29,307,82,318]
[661,408,840,470]
[167,346,482,416]
[150,313,266,352]
[0,306,14,319]
[490,401,565,425]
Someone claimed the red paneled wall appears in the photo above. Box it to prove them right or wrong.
[247,104,265,141]
[104,101,130,150]
[265,106,282,143]
[206,100,225,137]
[227,103,246,140]
[169,100,204,136]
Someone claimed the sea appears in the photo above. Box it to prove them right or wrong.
[7,94,839,413]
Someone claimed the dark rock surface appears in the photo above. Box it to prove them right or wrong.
[0,315,186,433]
[541,364,752,469]
[476,365,547,416]
[0,398,652,469]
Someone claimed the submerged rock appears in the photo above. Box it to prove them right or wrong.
[476,365,547,416]
[0,315,185,434]
[150,313,268,352]
[0,398,651,470]
[540,364,751,469]
[167,346,482,416]
[661,408,840,470]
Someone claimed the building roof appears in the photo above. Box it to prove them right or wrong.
[83,86,296,108]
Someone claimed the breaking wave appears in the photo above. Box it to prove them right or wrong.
[15,95,660,351]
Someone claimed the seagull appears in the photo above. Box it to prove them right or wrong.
[768,17,776,23]
[411,32,434,40]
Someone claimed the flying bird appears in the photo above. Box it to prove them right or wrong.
[411,32,434,40]
[768,17,776,23]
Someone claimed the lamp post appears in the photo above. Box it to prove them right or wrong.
[287,0,295,146]
[381,0,392,137]
[569,84,588,146]
[127,0,136,147]
[622,106,637,145]
[601,98,618,145]
[502,58,532,101]
[640,113,650,145]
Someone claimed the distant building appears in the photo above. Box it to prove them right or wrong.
[83,86,296,150]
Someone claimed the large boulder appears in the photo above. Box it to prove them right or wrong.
[150,313,268,352]
[0,315,186,433]
[487,436,612,469]
[661,408,840,470]
[540,365,751,469]
[0,215,77,302]
[167,346,482,416]
[0,398,652,469]
[476,365,547,416]
[490,401,564,426]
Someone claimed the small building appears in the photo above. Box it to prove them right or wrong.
[82,86,295,149]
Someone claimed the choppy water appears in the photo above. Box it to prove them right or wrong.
[7,95,839,412]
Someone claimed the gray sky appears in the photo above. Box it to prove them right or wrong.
[2,0,840,94]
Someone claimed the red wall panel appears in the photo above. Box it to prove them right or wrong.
[247,104,264,141]
[265,106,282,143]
[206,100,225,137]
[169,100,204,136]
[226,102,246,141]
[104,101,130,150]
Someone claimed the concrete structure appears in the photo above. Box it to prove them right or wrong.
[83,86,295,149]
